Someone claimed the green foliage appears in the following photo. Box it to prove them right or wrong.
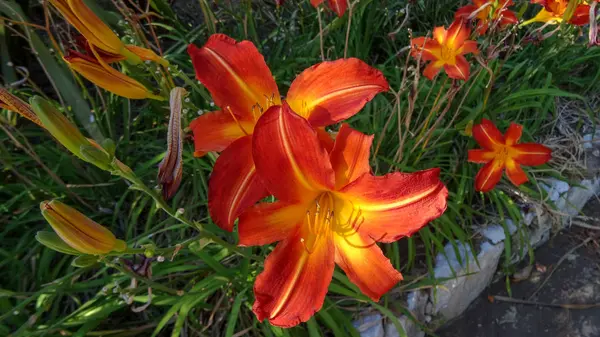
[1,0,598,336]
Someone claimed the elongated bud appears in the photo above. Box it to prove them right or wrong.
[36,231,81,255]
[30,96,112,169]
[0,86,44,127]
[40,200,126,255]
[64,51,163,100]
[158,87,186,200]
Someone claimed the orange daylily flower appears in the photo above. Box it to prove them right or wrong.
[238,104,448,327]
[50,0,167,65]
[522,0,590,26]
[64,50,162,100]
[468,119,552,192]
[411,20,479,81]
[455,0,518,35]
[187,34,389,231]
[310,0,348,17]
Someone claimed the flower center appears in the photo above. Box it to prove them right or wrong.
[301,192,372,253]
[440,46,456,63]
[496,145,510,163]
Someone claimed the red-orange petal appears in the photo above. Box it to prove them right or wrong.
[511,143,552,166]
[208,135,269,231]
[253,226,335,328]
[327,0,348,17]
[411,37,441,61]
[338,168,448,243]
[459,41,479,55]
[455,5,478,19]
[334,232,402,301]
[310,0,324,7]
[474,159,504,192]
[570,5,591,25]
[316,127,335,153]
[188,34,281,121]
[433,26,447,44]
[330,124,373,189]
[445,19,471,49]
[505,159,529,186]
[472,118,505,150]
[423,62,443,80]
[189,110,254,156]
[500,10,519,26]
[476,22,491,35]
[286,58,389,127]
[444,55,470,80]
[504,123,523,145]
[238,201,308,246]
[253,104,335,203]
[468,149,496,163]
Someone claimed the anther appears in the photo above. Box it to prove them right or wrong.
[300,238,314,254]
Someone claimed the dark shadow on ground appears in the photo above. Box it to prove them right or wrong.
[439,198,600,337]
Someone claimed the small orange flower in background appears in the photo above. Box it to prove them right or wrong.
[522,0,590,26]
[468,119,552,192]
[411,20,479,81]
[455,0,518,35]
[187,34,388,232]
[311,0,348,17]
[238,104,448,327]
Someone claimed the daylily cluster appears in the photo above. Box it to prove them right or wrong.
[50,0,167,100]
[9,0,564,330]
[410,0,521,81]
[455,0,518,35]
[188,34,449,327]
[523,0,590,26]
[411,0,598,81]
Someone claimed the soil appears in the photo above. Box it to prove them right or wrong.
[439,197,600,337]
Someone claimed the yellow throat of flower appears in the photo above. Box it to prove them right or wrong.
[439,45,458,65]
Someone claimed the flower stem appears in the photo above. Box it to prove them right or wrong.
[110,159,252,259]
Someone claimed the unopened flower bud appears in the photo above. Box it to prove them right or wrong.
[40,200,126,255]
[30,96,112,169]
[35,231,81,255]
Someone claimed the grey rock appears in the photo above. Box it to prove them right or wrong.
[582,129,600,150]
[384,316,425,337]
[480,220,518,244]
[353,313,384,337]
[431,241,504,321]
[523,210,535,226]
[542,179,570,203]
[562,178,600,219]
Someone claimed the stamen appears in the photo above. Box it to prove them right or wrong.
[342,232,388,249]
[300,238,314,254]
[226,106,249,136]
[335,201,365,238]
